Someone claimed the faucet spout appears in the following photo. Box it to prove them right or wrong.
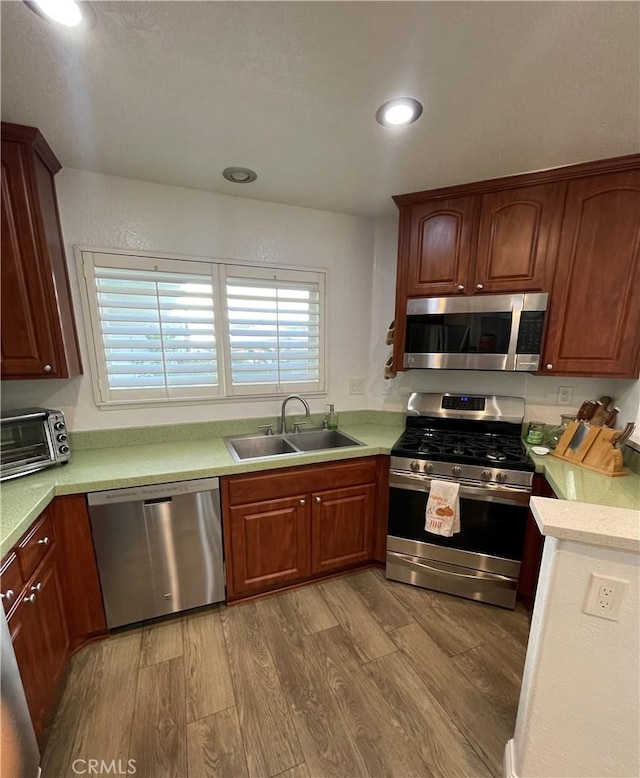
[280,394,311,435]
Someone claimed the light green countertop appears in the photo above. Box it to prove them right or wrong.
[2,421,638,559]
[0,422,402,558]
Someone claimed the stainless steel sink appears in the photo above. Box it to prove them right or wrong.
[224,428,365,462]
[288,429,362,452]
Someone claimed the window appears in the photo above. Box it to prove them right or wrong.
[80,251,325,405]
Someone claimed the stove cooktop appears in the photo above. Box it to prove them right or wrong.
[391,428,534,472]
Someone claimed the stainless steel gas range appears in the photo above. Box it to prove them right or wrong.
[386,392,534,609]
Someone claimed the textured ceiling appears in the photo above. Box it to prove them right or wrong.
[2,1,638,217]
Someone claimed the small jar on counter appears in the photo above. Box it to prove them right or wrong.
[547,414,575,450]
[526,421,546,445]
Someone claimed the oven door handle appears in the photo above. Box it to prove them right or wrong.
[389,550,516,587]
[389,470,531,507]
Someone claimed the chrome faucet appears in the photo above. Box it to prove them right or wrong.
[280,394,311,434]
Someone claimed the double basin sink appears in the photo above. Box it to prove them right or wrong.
[224,428,365,462]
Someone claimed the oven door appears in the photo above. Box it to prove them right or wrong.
[387,470,529,607]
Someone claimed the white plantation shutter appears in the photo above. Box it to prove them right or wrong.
[223,266,325,395]
[85,254,220,402]
[81,252,326,405]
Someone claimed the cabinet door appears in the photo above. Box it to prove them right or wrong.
[310,484,375,575]
[402,197,476,296]
[8,594,45,736]
[542,170,640,377]
[228,496,311,596]
[33,556,70,722]
[1,141,59,377]
[474,183,565,293]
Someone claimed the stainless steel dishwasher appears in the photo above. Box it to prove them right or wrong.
[88,478,225,629]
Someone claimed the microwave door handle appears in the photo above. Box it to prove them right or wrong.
[505,295,524,371]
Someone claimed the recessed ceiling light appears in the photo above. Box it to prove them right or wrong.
[376,97,423,127]
[223,167,258,184]
[26,0,83,26]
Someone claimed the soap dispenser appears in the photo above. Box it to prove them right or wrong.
[325,404,338,430]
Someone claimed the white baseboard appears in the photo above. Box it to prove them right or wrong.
[504,739,519,778]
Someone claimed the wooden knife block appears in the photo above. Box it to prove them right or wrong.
[551,422,628,476]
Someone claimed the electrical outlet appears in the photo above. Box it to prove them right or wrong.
[557,386,573,405]
[584,573,629,621]
[349,378,365,395]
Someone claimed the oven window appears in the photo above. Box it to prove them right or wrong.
[389,487,527,561]
[405,312,512,354]
[0,420,50,468]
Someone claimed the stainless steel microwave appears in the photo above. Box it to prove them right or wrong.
[404,292,548,371]
[0,408,70,481]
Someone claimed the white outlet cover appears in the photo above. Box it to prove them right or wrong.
[349,378,365,395]
[584,573,629,621]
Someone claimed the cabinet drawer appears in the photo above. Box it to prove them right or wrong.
[17,511,55,581]
[226,456,379,506]
[1,551,24,615]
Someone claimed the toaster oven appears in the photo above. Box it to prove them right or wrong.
[0,408,70,481]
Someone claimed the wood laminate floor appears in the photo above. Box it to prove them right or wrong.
[42,569,530,778]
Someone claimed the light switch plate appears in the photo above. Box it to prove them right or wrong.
[349,378,365,395]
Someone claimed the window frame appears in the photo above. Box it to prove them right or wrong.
[75,247,327,409]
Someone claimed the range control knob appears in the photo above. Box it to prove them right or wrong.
[496,471,508,483]
[59,445,70,455]
[53,422,65,431]
[481,469,492,481]
[57,433,68,442]
[409,461,420,472]
[425,462,434,474]
[451,465,462,477]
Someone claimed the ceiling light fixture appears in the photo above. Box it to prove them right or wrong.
[26,0,83,26]
[223,167,258,184]
[376,97,423,127]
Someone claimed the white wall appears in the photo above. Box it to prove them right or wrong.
[1,169,374,430]
[367,218,640,425]
[512,534,640,777]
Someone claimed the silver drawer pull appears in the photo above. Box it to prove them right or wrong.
[31,582,43,592]
[315,496,322,503]
[43,364,52,373]
[1,589,15,601]
[37,536,50,546]
[24,593,37,604]
[299,498,306,505]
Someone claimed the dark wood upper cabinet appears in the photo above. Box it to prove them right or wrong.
[392,154,640,377]
[542,170,640,377]
[474,183,565,293]
[402,197,476,296]
[1,123,82,380]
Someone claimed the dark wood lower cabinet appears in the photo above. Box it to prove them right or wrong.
[8,551,69,741]
[518,475,557,610]
[311,484,375,574]
[222,457,384,602]
[229,495,311,596]
[1,494,108,743]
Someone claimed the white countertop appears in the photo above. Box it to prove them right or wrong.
[530,496,640,553]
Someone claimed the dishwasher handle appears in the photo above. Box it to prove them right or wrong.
[88,477,220,506]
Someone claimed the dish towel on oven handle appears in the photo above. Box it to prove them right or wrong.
[425,479,461,537]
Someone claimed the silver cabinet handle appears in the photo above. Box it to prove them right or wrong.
[31,583,43,592]
[43,364,52,372]
[546,363,553,370]
[0,589,14,601]
[476,283,484,290]
[37,536,50,546]
[315,496,322,503]
[299,498,306,505]
[457,284,465,291]
[24,593,37,604]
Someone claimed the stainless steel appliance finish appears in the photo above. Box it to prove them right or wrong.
[1,407,70,481]
[386,392,534,609]
[0,612,40,777]
[88,478,225,629]
[404,292,548,372]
